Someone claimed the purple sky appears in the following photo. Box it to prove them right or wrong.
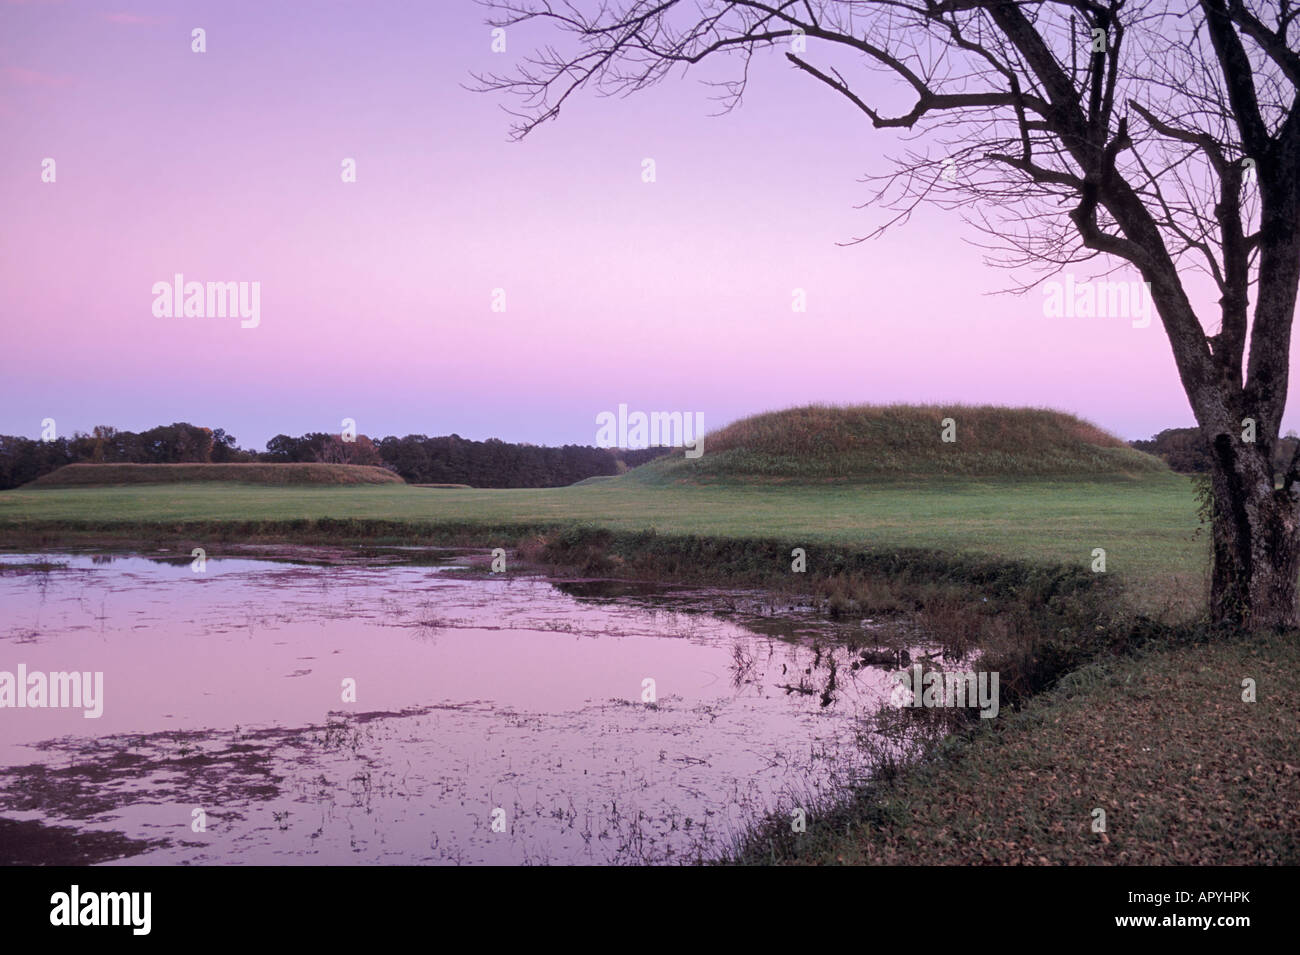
[1,0,1284,448]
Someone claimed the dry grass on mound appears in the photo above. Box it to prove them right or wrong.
[707,403,1127,456]
[634,404,1163,483]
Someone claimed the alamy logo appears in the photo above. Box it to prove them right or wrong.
[595,404,704,458]
[892,665,1000,718]
[152,273,260,328]
[0,665,103,718]
[50,885,150,935]
[1042,274,1152,328]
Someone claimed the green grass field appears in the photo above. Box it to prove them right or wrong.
[0,470,1207,617]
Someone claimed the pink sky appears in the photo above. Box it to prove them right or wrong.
[0,0,1284,447]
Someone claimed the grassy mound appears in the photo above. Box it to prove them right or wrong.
[628,404,1166,484]
[27,463,404,487]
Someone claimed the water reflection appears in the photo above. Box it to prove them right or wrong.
[0,551,932,865]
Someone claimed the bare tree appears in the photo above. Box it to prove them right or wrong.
[475,0,1300,629]
[316,434,384,466]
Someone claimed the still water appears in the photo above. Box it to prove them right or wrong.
[0,551,915,865]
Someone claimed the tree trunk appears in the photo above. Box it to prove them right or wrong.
[1207,432,1300,629]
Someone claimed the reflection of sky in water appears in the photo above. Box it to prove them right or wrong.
[0,553,911,864]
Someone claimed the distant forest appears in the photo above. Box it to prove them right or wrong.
[0,423,667,490]
[9,421,1295,491]
[1130,428,1299,474]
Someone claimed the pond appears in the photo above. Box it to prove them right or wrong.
[0,551,926,865]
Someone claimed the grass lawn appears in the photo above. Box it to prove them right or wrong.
[0,471,1207,617]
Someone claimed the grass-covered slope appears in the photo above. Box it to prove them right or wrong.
[26,463,404,487]
[733,628,1299,865]
[629,404,1166,484]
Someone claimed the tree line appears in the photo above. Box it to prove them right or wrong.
[5,419,1273,489]
[0,423,666,490]
[1130,429,1300,476]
